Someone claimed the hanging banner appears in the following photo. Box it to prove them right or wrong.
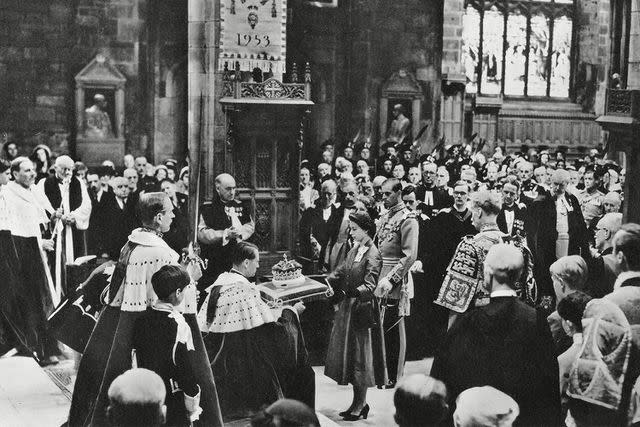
[219,0,287,74]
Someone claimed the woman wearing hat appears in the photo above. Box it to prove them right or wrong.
[325,211,386,421]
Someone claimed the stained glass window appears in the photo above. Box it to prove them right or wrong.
[462,6,481,94]
[461,0,574,98]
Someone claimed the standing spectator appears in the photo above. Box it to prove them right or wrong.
[299,167,318,212]
[603,191,623,213]
[557,291,591,398]
[406,167,421,186]
[123,168,139,199]
[586,212,623,297]
[547,256,590,355]
[325,179,358,271]
[299,179,339,264]
[374,178,419,388]
[123,154,135,170]
[604,223,640,324]
[74,161,88,184]
[325,212,384,420]
[86,173,99,200]
[95,165,114,203]
[432,244,560,426]
[38,155,92,294]
[577,167,605,229]
[527,169,589,300]
[134,156,147,177]
[415,162,453,217]
[94,176,138,260]
[197,173,254,292]
[30,144,53,183]
[436,166,452,196]
[176,166,189,195]
[2,141,19,161]
[496,176,527,238]
[160,179,189,255]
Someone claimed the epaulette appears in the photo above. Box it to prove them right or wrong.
[202,201,213,206]
[439,207,452,214]
[518,202,527,209]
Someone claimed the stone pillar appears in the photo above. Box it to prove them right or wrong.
[188,0,216,218]
[628,0,640,88]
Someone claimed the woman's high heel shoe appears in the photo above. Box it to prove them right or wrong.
[342,404,370,421]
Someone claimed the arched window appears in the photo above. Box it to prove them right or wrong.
[462,0,574,98]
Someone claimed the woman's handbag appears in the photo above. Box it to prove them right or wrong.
[352,298,379,329]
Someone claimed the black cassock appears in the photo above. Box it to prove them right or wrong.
[203,286,315,422]
[133,307,201,427]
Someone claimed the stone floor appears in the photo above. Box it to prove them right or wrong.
[0,354,432,426]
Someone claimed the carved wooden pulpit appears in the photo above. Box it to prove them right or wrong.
[220,63,313,274]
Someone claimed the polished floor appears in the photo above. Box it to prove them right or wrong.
[0,354,431,426]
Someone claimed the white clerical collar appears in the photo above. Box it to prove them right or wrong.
[490,289,518,298]
[614,271,640,289]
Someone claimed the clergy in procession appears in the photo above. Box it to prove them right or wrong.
[3,157,60,364]
[198,241,315,422]
[37,155,92,295]
[197,173,254,293]
[373,178,419,389]
[69,192,223,427]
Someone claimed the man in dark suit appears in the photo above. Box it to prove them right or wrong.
[431,244,561,426]
[497,177,527,238]
[526,169,589,299]
[94,177,139,260]
[414,162,453,217]
[299,179,340,265]
[197,173,254,292]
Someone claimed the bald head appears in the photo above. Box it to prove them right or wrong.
[215,173,236,202]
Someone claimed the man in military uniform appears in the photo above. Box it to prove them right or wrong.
[197,174,254,294]
[435,190,535,329]
[374,178,419,388]
[576,167,605,229]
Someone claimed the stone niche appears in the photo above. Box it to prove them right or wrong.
[379,69,424,147]
[74,55,126,166]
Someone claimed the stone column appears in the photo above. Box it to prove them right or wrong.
[628,0,640,88]
[188,0,216,222]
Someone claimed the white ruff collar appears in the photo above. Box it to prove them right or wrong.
[208,281,275,333]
